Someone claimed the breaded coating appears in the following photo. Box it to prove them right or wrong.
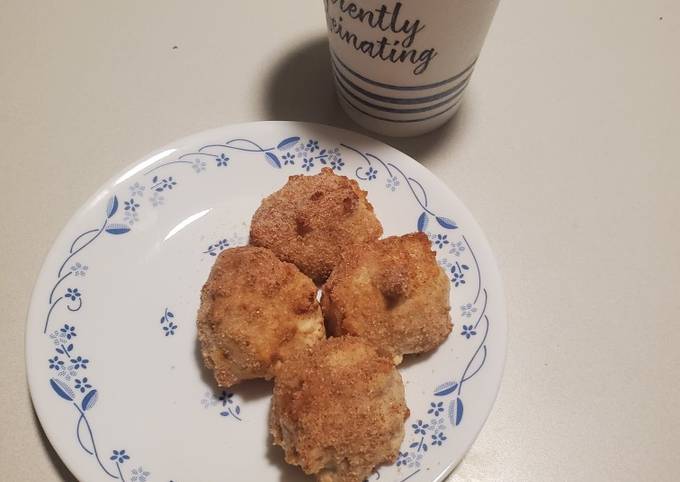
[270,336,409,482]
[197,246,325,387]
[250,167,383,283]
[322,232,452,364]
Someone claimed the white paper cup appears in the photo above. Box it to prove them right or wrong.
[323,0,499,137]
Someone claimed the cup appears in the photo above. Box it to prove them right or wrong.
[323,0,500,137]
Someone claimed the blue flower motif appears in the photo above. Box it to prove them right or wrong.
[429,417,445,434]
[110,449,129,464]
[49,330,66,346]
[366,167,377,180]
[163,322,177,336]
[131,467,150,482]
[70,355,89,370]
[386,176,400,191]
[461,325,477,339]
[201,391,218,408]
[302,158,314,172]
[216,153,229,167]
[60,324,77,339]
[431,432,447,446]
[124,210,139,225]
[156,176,176,191]
[451,270,466,286]
[412,420,429,435]
[408,452,423,468]
[205,238,231,256]
[450,263,469,286]
[396,451,409,467]
[433,234,449,249]
[219,391,234,406]
[192,158,207,173]
[282,152,295,165]
[330,158,345,171]
[74,377,92,393]
[65,288,81,301]
[427,401,444,416]
[306,139,319,152]
[129,182,145,197]
[294,143,308,159]
[150,192,164,207]
[461,303,477,318]
[70,262,88,277]
[124,198,140,212]
[449,240,466,257]
[438,258,453,270]
[58,368,76,381]
[48,356,64,371]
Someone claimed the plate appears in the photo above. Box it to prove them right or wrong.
[26,121,506,482]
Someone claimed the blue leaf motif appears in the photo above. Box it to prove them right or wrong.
[105,224,131,235]
[56,348,64,354]
[50,378,74,401]
[277,137,300,151]
[433,381,458,397]
[235,406,240,415]
[265,152,282,169]
[106,196,119,218]
[152,175,158,183]
[409,442,419,448]
[417,212,428,232]
[436,216,458,230]
[82,389,98,411]
[67,344,74,352]
[448,397,464,426]
[166,311,174,319]
[220,411,229,417]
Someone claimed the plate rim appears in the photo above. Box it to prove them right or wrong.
[25,120,507,482]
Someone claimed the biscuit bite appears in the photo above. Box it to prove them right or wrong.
[197,246,325,387]
[270,336,409,482]
[249,167,383,284]
[322,232,452,364]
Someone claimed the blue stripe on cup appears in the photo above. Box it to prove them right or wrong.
[333,69,469,114]
[331,49,477,91]
[330,50,475,124]
[336,87,463,124]
[333,61,472,105]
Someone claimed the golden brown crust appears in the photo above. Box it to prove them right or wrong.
[322,232,452,364]
[197,246,325,387]
[270,336,409,482]
[249,167,383,283]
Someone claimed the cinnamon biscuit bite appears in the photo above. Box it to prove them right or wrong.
[270,336,409,482]
[322,232,452,364]
[250,167,383,283]
[197,246,324,387]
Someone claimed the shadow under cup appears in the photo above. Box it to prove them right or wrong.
[322,0,499,137]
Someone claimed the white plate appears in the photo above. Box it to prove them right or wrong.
[26,121,506,482]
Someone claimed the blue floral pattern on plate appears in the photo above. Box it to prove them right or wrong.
[37,131,495,482]
[160,308,178,337]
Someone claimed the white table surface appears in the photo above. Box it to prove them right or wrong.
[2,1,679,481]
